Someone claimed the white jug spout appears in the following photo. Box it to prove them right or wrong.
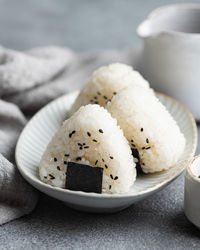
[137,19,162,38]
[137,15,171,39]
[137,3,200,39]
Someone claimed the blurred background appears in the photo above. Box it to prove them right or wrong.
[1,0,200,51]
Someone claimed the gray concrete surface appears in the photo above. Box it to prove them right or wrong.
[1,0,200,249]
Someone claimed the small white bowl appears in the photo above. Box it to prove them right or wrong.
[15,91,197,213]
[185,155,200,228]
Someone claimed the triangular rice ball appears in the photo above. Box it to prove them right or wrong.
[39,104,136,194]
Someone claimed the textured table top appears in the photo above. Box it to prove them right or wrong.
[1,0,200,249]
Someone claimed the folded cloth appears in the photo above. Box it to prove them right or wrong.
[0,100,38,224]
[0,46,138,224]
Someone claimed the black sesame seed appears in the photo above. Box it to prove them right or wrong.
[131,139,134,142]
[83,143,86,145]
[146,138,149,144]
[84,146,89,149]
[110,174,113,179]
[44,176,47,179]
[146,146,151,150]
[142,147,145,150]
[102,158,104,162]
[141,128,144,132]
[113,92,117,95]
[97,91,101,95]
[95,101,99,104]
[57,166,61,170]
[114,176,118,180]
[65,154,69,157]
[79,147,83,150]
[54,157,57,162]
[76,157,82,161]
[78,143,82,146]
[99,129,103,133]
[64,161,67,164]
[105,164,108,169]
[94,96,97,100]
[109,185,111,190]
[49,174,55,180]
[142,163,145,166]
[87,132,91,137]
[103,96,107,99]
[95,160,98,165]
[131,144,136,147]
[69,131,76,138]
[110,156,114,159]
[93,139,97,142]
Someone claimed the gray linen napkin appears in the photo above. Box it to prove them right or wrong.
[0,46,138,225]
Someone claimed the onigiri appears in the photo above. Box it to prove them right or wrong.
[69,63,150,115]
[39,104,136,194]
[107,85,186,173]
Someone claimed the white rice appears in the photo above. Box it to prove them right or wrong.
[107,86,186,173]
[39,104,136,194]
[70,63,150,115]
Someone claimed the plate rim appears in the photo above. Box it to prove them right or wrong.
[15,91,198,200]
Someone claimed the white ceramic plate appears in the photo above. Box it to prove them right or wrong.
[15,91,197,213]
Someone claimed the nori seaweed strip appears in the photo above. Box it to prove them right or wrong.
[66,162,103,193]
[131,148,144,174]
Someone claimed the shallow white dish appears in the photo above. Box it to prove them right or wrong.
[15,91,197,213]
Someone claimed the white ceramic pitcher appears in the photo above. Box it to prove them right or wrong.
[137,4,200,119]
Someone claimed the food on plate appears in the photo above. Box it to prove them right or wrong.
[107,85,186,173]
[39,62,186,194]
[39,104,136,194]
[69,63,150,115]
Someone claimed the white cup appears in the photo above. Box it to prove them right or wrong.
[184,155,200,228]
